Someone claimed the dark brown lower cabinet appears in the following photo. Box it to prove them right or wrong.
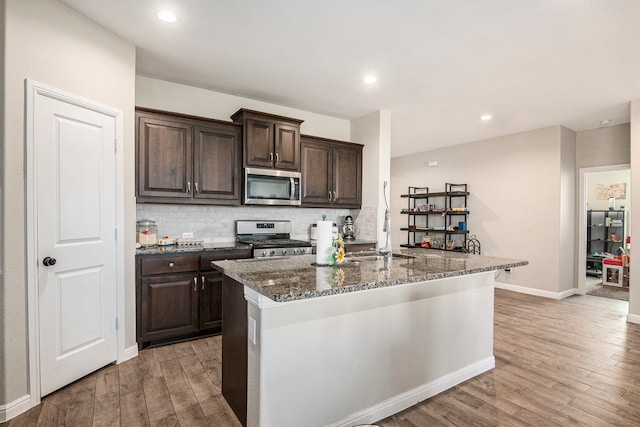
[200,270,223,330]
[140,273,199,343]
[136,249,251,349]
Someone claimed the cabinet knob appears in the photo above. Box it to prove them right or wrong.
[168,262,175,268]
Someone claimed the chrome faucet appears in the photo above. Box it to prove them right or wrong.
[378,181,392,259]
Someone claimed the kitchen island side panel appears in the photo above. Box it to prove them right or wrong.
[222,276,248,426]
[244,271,495,427]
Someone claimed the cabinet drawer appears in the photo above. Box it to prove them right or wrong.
[200,250,252,270]
[140,255,199,275]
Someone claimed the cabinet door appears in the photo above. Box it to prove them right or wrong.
[200,271,223,331]
[193,123,241,202]
[139,273,199,343]
[137,113,192,198]
[301,139,332,206]
[332,144,362,207]
[245,118,274,168]
[274,123,300,171]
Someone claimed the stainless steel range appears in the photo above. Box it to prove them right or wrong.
[236,220,312,258]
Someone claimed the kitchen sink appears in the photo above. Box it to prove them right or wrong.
[346,253,416,262]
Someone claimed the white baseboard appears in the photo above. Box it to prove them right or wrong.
[0,394,34,423]
[627,314,640,324]
[495,281,577,300]
[117,344,138,364]
[336,356,496,427]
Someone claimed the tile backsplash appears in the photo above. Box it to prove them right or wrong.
[137,204,378,242]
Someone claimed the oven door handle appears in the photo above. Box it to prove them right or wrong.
[290,177,295,200]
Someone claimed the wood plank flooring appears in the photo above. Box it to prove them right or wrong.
[4,289,640,426]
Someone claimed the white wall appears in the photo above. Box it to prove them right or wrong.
[391,126,573,295]
[576,124,630,169]
[587,170,632,211]
[136,76,351,140]
[1,0,136,409]
[560,126,577,293]
[0,0,6,405]
[351,110,392,248]
[630,100,640,321]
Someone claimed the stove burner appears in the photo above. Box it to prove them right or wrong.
[236,220,313,258]
[238,238,312,248]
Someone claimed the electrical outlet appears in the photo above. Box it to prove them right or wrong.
[182,232,194,238]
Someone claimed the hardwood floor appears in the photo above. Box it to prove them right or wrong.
[3,335,240,427]
[4,289,640,426]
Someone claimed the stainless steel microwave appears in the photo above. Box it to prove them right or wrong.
[244,167,301,206]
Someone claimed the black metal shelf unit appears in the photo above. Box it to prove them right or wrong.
[400,183,469,251]
[586,209,625,276]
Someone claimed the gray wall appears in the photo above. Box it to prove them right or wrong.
[0,0,6,407]
[391,126,576,296]
[2,0,136,406]
[576,123,630,168]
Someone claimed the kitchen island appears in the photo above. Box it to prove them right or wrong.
[213,249,527,427]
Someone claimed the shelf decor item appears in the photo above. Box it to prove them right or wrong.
[586,209,625,277]
[327,235,346,265]
[400,183,469,252]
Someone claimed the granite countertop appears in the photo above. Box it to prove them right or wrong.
[136,241,251,256]
[212,248,528,302]
[309,238,377,246]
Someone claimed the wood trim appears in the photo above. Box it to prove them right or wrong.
[230,108,304,124]
[135,106,242,127]
[301,133,364,149]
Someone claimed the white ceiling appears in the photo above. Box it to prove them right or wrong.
[60,0,640,158]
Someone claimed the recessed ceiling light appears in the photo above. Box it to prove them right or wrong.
[363,75,377,84]
[157,10,177,23]
[480,114,492,121]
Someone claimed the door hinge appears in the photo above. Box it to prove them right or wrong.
[115,317,120,330]
[114,140,117,154]
[115,228,117,240]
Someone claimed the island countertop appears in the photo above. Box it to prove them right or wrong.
[212,249,528,302]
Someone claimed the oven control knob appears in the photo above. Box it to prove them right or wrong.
[293,248,298,254]
[261,250,267,257]
[282,249,287,255]
[300,248,306,254]
[270,250,275,256]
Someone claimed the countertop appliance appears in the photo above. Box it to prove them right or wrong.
[342,215,356,240]
[244,168,301,206]
[236,220,312,258]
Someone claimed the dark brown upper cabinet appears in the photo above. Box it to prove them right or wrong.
[231,109,303,171]
[300,135,363,208]
[136,108,242,205]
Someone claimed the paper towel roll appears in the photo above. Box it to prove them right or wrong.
[315,220,333,266]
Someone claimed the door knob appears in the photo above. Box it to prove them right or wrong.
[42,257,57,267]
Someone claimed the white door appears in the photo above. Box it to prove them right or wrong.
[35,91,118,396]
